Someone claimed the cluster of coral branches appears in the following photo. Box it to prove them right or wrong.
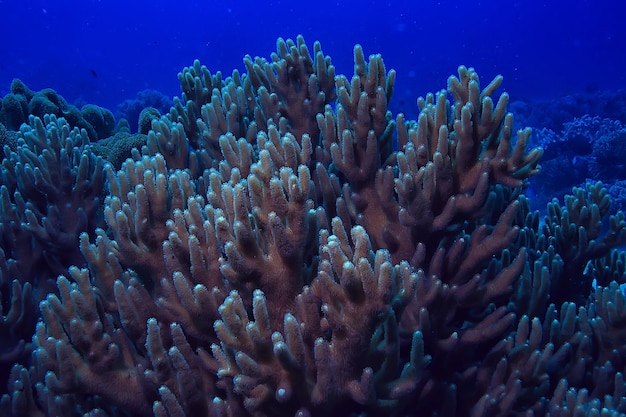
[1,36,626,417]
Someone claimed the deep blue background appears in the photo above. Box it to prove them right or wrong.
[1,0,624,115]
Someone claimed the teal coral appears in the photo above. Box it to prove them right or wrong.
[0,36,625,417]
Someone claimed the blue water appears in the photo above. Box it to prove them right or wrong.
[2,0,624,115]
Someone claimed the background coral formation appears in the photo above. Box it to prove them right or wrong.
[0,79,118,141]
[1,36,625,417]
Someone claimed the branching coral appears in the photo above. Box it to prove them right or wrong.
[1,36,625,417]
[0,114,106,389]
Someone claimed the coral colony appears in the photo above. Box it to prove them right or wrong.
[1,36,626,416]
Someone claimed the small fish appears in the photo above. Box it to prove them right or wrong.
[89,69,98,78]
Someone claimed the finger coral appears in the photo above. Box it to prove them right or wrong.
[1,36,625,417]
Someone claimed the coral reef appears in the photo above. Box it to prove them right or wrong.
[116,89,173,134]
[509,88,626,134]
[528,114,626,213]
[1,36,626,417]
[0,79,118,141]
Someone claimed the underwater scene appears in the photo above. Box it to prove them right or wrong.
[1,0,626,416]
